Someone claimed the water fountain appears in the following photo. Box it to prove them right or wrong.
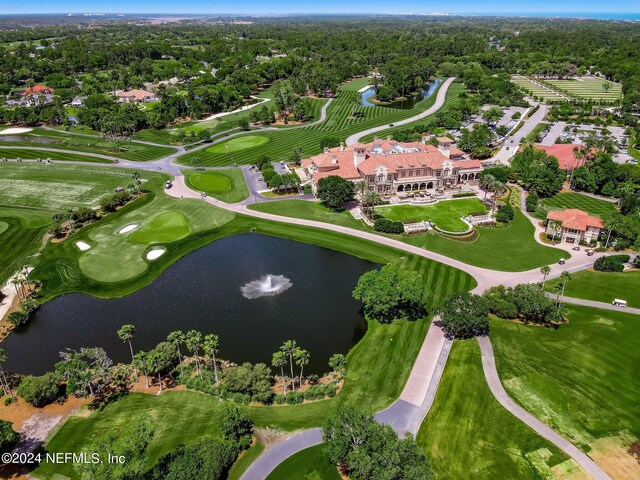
[241,274,293,299]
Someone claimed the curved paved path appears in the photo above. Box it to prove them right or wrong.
[166,177,611,480]
[240,321,451,480]
[478,336,611,480]
[345,77,455,146]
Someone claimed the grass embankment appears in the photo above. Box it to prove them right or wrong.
[531,191,617,221]
[545,270,640,308]
[491,305,640,475]
[378,198,486,232]
[34,392,226,479]
[265,444,341,479]
[404,209,566,271]
[0,127,176,161]
[0,163,160,211]
[0,148,111,163]
[418,340,574,479]
[0,207,52,285]
[228,442,265,480]
[183,168,250,203]
[248,198,566,271]
[248,200,365,230]
[177,79,461,167]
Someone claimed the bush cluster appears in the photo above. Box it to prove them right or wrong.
[100,191,132,212]
[483,284,562,324]
[374,218,404,234]
[496,203,515,224]
[594,255,630,272]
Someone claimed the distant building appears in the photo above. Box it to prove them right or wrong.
[7,85,55,107]
[70,96,87,107]
[301,136,482,195]
[545,208,604,244]
[115,89,157,103]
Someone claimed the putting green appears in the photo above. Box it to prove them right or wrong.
[186,172,232,193]
[205,135,268,154]
[130,211,190,244]
[0,221,8,235]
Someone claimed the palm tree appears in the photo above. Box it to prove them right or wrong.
[203,334,220,386]
[479,174,496,201]
[133,351,150,388]
[185,330,203,378]
[0,348,12,396]
[149,352,163,393]
[132,171,141,192]
[272,351,288,396]
[280,340,299,392]
[167,330,184,376]
[117,324,137,374]
[559,271,572,304]
[552,283,563,308]
[294,349,310,387]
[540,265,551,289]
[549,219,563,243]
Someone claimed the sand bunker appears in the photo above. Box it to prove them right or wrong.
[146,248,166,260]
[0,127,33,135]
[118,224,139,234]
[76,241,91,251]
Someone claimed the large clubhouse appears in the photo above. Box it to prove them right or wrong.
[301,136,483,195]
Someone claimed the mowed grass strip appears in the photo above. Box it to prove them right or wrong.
[546,78,622,101]
[34,392,226,480]
[531,192,617,220]
[545,270,640,308]
[378,198,486,232]
[183,168,250,203]
[418,340,571,479]
[0,163,162,210]
[0,206,52,284]
[265,444,340,480]
[248,200,365,230]
[177,78,454,167]
[404,209,567,271]
[511,76,565,101]
[0,147,111,163]
[491,305,640,451]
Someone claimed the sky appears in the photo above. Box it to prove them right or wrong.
[2,0,639,16]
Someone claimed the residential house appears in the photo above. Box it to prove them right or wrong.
[301,136,483,195]
[115,89,157,103]
[545,208,604,244]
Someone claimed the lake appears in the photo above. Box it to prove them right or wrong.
[361,79,442,109]
[2,234,376,375]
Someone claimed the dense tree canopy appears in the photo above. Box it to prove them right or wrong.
[437,292,489,338]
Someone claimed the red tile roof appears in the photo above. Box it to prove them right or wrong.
[116,89,155,101]
[546,208,604,231]
[534,144,587,171]
[21,85,53,96]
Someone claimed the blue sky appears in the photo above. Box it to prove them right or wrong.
[3,0,639,15]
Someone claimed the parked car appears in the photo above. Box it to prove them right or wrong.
[572,245,580,251]
[165,181,172,189]
[586,249,594,256]
[559,258,566,265]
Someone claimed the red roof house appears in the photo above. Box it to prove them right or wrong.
[545,208,604,243]
[534,144,589,171]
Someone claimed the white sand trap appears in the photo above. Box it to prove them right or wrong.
[118,224,139,234]
[76,241,91,251]
[146,248,166,260]
[0,127,33,135]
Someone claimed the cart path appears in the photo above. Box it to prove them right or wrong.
[240,321,452,480]
[478,336,611,480]
[345,77,455,145]
[549,294,640,316]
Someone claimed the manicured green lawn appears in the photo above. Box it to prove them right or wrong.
[491,305,640,454]
[183,168,250,203]
[404,209,567,271]
[0,148,111,163]
[545,270,640,308]
[418,340,572,479]
[248,200,365,230]
[546,78,622,102]
[532,192,618,221]
[205,135,269,154]
[130,211,191,244]
[34,392,226,480]
[266,444,340,480]
[177,79,463,167]
[0,206,52,285]
[1,128,177,161]
[378,198,486,232]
